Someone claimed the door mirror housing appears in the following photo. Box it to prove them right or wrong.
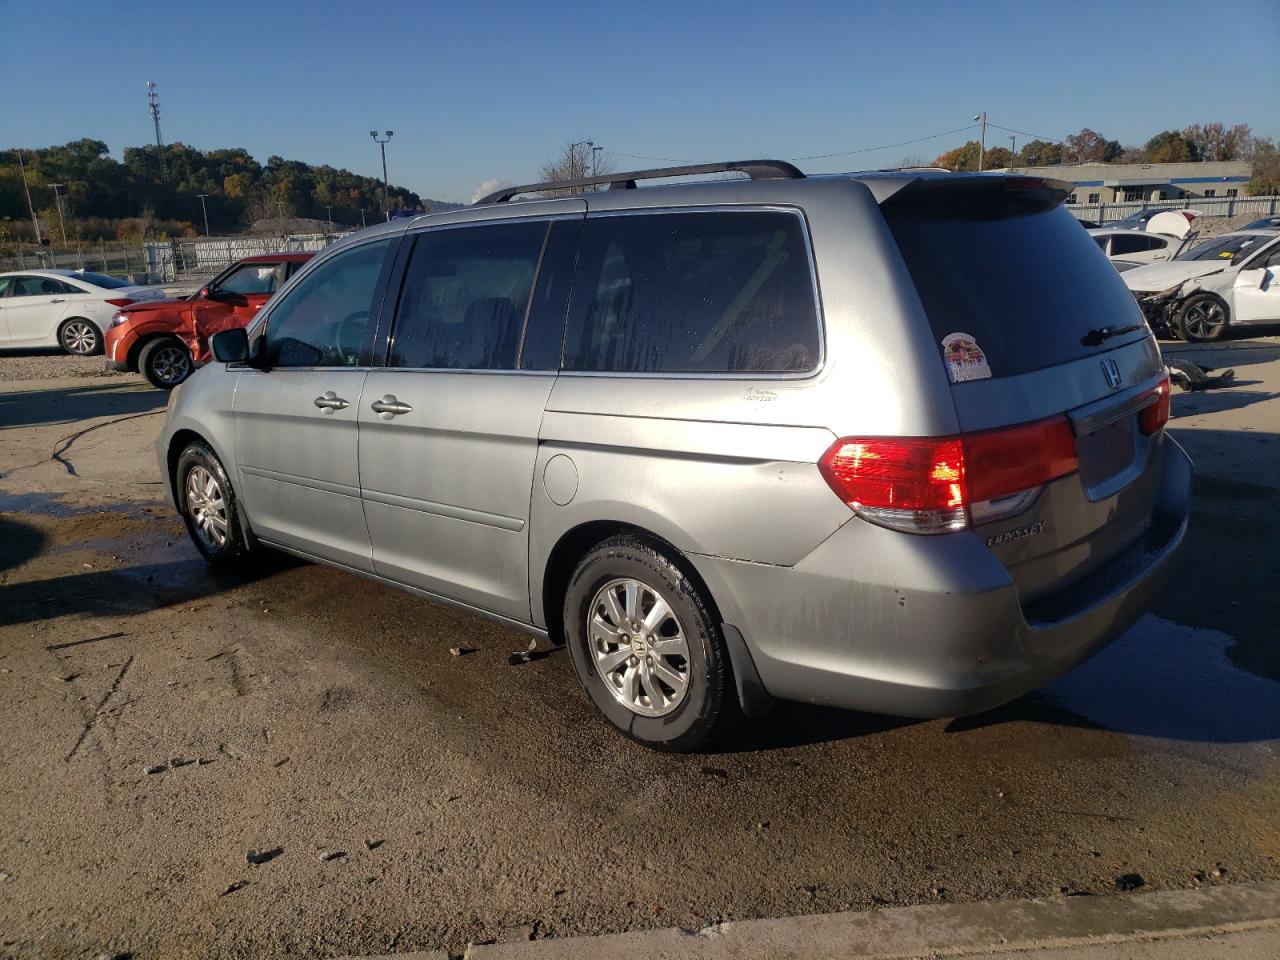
[211,327,250,363]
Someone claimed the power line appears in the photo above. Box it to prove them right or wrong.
[987,122,1063,144]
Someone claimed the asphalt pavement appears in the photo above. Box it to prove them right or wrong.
[0,339,1277,959]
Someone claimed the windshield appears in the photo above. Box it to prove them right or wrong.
[1178,234,1269,262]
[72,271,130,289]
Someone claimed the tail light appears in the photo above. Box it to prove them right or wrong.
[105,298,136,308]
[1138,375,1170,435]
[819,415,1079,535]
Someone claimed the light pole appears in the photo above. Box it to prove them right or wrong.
[17,150,42,247]
[48,183,68,243]
[370,130,393,220]
[591,144,602,177]
[196,193,211,236]
[973,111,987,171]
[325,205,334,232]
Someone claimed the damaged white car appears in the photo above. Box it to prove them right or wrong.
[1123,229,1280,341]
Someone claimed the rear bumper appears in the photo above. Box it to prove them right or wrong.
[690,437,1192,719]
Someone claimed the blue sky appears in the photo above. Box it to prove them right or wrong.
[3,0,1278,203]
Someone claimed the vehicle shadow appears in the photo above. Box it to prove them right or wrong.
[0,515,47,573]
[0,381,165,430]
[1171,388,1280,416]
[0,553,296,629]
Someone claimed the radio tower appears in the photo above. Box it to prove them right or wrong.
[147,81,167,180]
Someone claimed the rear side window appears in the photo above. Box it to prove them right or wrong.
[390,221,548,370]
[1109,234,1163,255]
[563,210,819,374]
[884,190,1148,379]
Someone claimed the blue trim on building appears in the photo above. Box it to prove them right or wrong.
[1170,176,1250,184]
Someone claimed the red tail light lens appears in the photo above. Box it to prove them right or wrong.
[1138,375,1170,435]
[105,298,136,308]
[819,415,1079,534]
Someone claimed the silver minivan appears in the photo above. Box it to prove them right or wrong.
[157,161,1191,750]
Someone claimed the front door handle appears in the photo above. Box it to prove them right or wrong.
[50,298,66,303]
[370,394,413,420]
[313,391,350,414]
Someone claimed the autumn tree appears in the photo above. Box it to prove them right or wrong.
[1063,128,1122,163]
[933,140,982,171]
[1243,136,1280,195]
[1145,130,1200,163]
[1016,139,1065,167]
[1182,122,1251,161]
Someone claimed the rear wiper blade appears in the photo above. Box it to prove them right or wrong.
[1081,323,1143,347]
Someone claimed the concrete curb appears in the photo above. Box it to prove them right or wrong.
[438,882,1280,960]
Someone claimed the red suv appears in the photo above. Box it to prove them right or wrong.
[105,253,313,388]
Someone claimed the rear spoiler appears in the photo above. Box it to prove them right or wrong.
[880,174,1074,218]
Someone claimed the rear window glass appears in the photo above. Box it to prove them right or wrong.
[71,271,130,289]
[563,210,819,374]
[1179,234,1269,262]
[885,200,1148,379]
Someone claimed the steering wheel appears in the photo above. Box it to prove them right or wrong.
[333,310,369,363]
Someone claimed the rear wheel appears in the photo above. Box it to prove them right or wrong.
[563,534,738,751]
[175,442,251,568]
[139,337,193,389]
[58,318,101,356]
[1178,294,1229,342]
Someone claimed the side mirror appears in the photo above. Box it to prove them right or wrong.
[211,328,250,363]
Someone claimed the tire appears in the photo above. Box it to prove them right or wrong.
[563,534,738,751]
[175,442,252,568]
[139,337,193,390]
[1177,294,1229,342]
[58,318,101,356]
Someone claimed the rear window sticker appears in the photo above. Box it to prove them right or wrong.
[941,332,992,383]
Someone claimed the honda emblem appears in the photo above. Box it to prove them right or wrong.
[1101,358,1122,390]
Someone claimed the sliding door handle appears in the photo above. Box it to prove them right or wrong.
[370,395,413,420]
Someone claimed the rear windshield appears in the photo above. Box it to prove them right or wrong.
[71,271,130,289]
[884,189,1148,379]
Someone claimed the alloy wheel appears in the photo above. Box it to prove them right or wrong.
[1183,301,1225,340]
[61,321,98,355]
[185,465,229,551]
[588,577,690,717]
[150,345,191,385]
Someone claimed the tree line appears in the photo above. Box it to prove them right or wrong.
[0,139,449,245]
[932,123,1279,194]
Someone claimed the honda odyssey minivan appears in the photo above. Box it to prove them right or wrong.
[157,160,1190,750]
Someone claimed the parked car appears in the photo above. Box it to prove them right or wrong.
[1105,207,1201,231]
[1088,228,1183,267]
[1243,215,1280,230]
[105,253,312,388]
[1124,229,1280,340]
[158,161,1189,751]
[0,269,166,355]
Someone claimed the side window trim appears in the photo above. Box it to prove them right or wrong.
[561,204,825,380]
[254,235,401,371]
[379,214,583,374]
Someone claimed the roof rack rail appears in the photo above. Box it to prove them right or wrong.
[474,159,804,205]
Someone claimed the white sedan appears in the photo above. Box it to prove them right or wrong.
[0,269,167,355]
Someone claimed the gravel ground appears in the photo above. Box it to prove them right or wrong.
[0,349,1277,959]
[0,350,132,383]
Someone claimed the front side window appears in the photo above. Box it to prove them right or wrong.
[389,220,547,370]
[10,276,79,297]
[564,210,820,374]
[216,262,286,296]
[263,239,392,368]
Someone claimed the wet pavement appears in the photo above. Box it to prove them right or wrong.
[0,345,1278,959]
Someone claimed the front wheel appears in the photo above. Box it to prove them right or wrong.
[139,337,193,389]
[563,535,738,751]
[1178,294,1229,342]
[175,442,251,568]
[58,318,101,356]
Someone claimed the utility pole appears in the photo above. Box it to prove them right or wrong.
[49,183,68,243]
[147,81,167,181]
[17,150,42,247]
[325,205,334,231]
[591,143,602,177]
[974,112,988,172]
[196,193,210,236]
[1008,136,1016,170]
[370,131,393,220]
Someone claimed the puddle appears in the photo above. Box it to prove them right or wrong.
[1044,614,1280,747]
